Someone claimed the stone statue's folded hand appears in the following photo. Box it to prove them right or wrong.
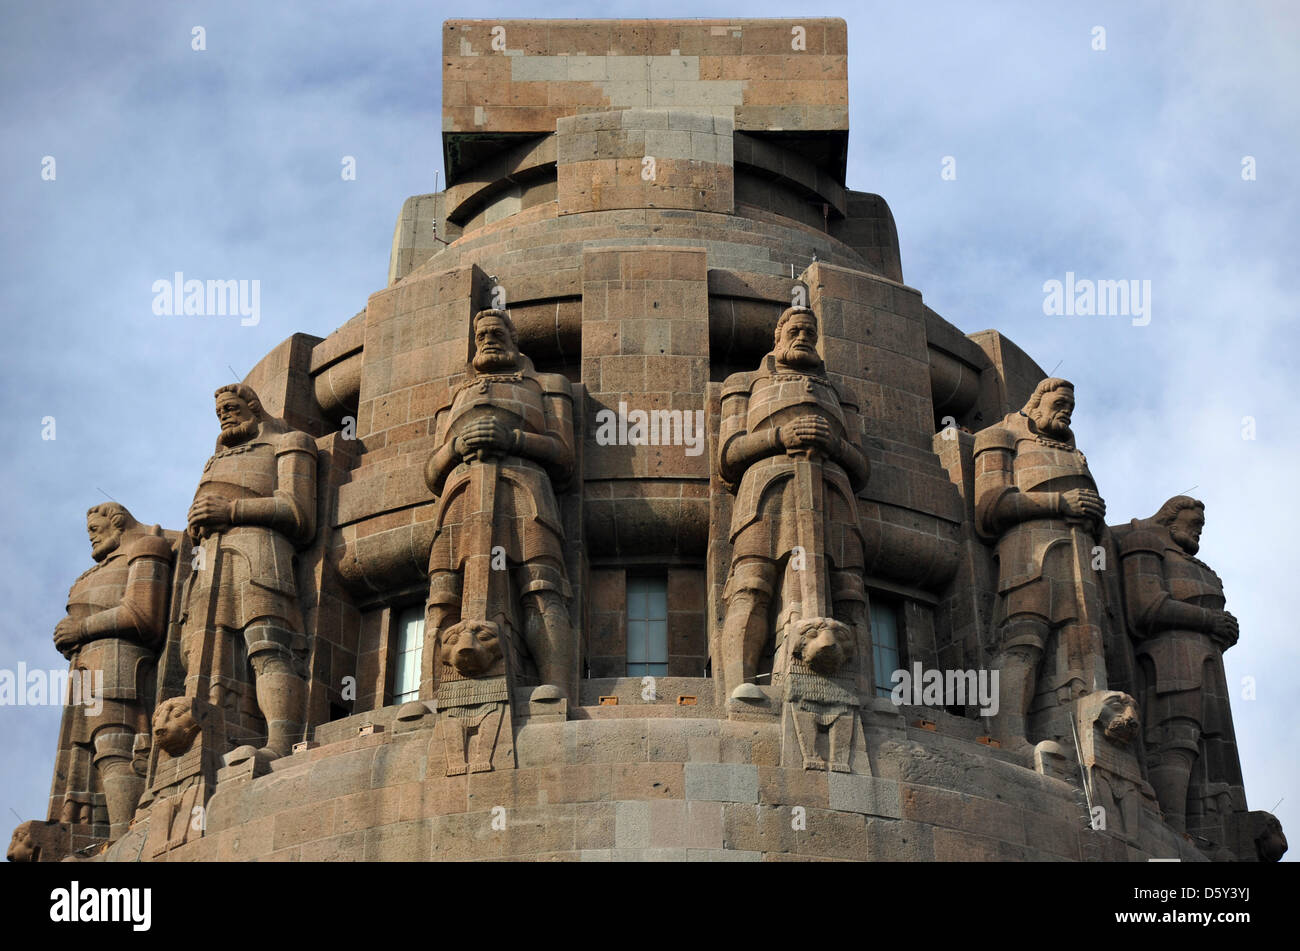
[53,616,84,655]
[459,418,513,456]
[1061,488,1105,521]
[187,496,233,537]
[779,415,833,454]
[1211,610,1239,648]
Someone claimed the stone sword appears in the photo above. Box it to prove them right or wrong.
[790,445,831,623]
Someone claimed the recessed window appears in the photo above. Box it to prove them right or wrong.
[393,605,425,704]
[869,598,903,699]
[627,575,668,677]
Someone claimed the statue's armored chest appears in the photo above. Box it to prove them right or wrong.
[449,374,547,434]
[198,441,278,496]
[66,553,130,618]
[746,373,846,432]
[1165,550,1223,603]
[1012,437,1093,491]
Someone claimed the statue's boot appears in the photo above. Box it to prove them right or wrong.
[993,639,1042,761]
[525,592,578,708]
[996,717,1036,761]
[256,670,306,760]
[94,730,146,840]
[60,744,95,825]
[721,589,770,701]
[1148,729,1198,834]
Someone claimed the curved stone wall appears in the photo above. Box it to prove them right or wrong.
[103,680,1200,862]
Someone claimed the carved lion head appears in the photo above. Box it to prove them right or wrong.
[790,616,855,676]
[6,823,37,863]
[152,696,201,757]
[1096,691,1141,746]
[440,619,504,678]
[1254,812,1288,863]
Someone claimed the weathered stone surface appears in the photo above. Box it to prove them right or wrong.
[828,773,901,818]
[684,763,759,802]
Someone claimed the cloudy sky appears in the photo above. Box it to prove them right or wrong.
[1,1,1295,858]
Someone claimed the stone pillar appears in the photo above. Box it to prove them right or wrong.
[580,246,711,561]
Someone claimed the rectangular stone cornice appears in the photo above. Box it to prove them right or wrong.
[442,18,848,184]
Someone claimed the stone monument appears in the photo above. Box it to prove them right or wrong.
[8,17,1286,863]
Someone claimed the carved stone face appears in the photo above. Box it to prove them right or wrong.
[86,512,122,563]
[440,620,504,677]
[1032,386,1075,441]
[152,697,201,756]
[6,824,35,863]
[215,392,259,447]
[791,617,855,676]
[1170,506,1204,556]
[472,316,520,373]
[775,313,820,371]
[1257,817,1288,863]
[1097,692,1140,746]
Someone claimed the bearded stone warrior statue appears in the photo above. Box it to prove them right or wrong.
[177,384,317,761]
[974,377,1108,754]
[46,502,173,838]
[1117,495,1246,836]
[424,308,578,707]
[715,305,870,704]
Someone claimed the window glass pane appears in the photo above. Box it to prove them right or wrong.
[627,583,646,619]
[649,618,668,660]
[393,605,425,704]
[627,619,647,663]
[869,600,900,699]
[648,587,667,620]
[626,575,669,675]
